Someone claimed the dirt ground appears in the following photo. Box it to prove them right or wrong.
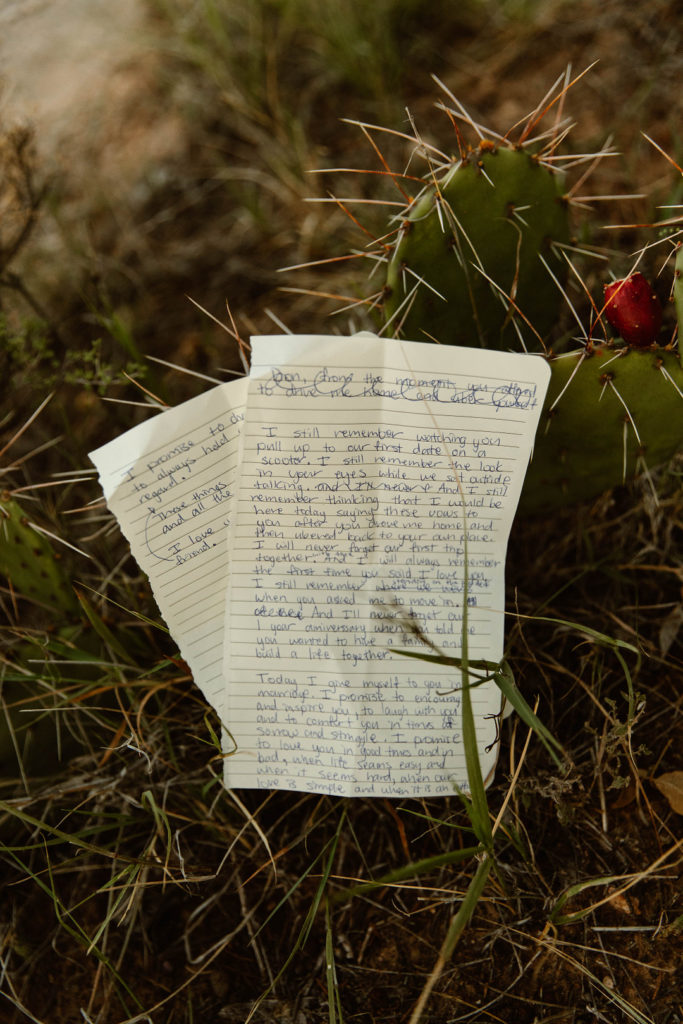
[1,0,149,150]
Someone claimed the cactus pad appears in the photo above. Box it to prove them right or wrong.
[520,347,683,513]
[384,145,571,349]
[674,243,683,332]
[0,494,77,612]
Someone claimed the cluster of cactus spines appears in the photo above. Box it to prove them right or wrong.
[0,493,78,613]
[335,75,682,511]
[384,144,571,350]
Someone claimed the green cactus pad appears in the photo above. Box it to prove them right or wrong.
[384,145,571,350]
[520,347,683,513]
[674,243,683,331]
[0,495,78,612]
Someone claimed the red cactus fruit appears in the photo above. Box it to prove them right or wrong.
[603,272,662,347]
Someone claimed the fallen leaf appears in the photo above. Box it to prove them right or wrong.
[653,771,683,814]
[611,778,637,809]
[606,887,632,914]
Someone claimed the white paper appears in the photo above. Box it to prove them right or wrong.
[89,378,248,719]
[223,335,550,797]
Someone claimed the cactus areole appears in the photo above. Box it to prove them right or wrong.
[384,145,571,350]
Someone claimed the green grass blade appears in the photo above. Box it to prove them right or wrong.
[409,855,493,1024]
[441,854,493,960]
[74,590,137,665]
[459,660,492,846]
[389,648,499,675]
[492,659,564,767]
[331,844,483,904]
[521,613,640,657]
[0,801,136,861]
[458,524,492,847]
[549,872,633,925]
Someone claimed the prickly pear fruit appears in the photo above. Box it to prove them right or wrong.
[384,145,570,350]
[603,273,663,347]
[520,347,683,513]
[0,494,78,613]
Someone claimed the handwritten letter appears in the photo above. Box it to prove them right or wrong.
[224,335,549,797]
[90,378,248,718]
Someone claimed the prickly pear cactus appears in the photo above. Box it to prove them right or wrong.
[354,80,683,511]
[385,144,571,350]
[0,493,78,612]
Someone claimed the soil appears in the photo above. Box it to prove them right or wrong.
[1,0,156,157]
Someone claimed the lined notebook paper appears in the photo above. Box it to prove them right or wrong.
[90,334,550,797]
[89,379,248,718]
